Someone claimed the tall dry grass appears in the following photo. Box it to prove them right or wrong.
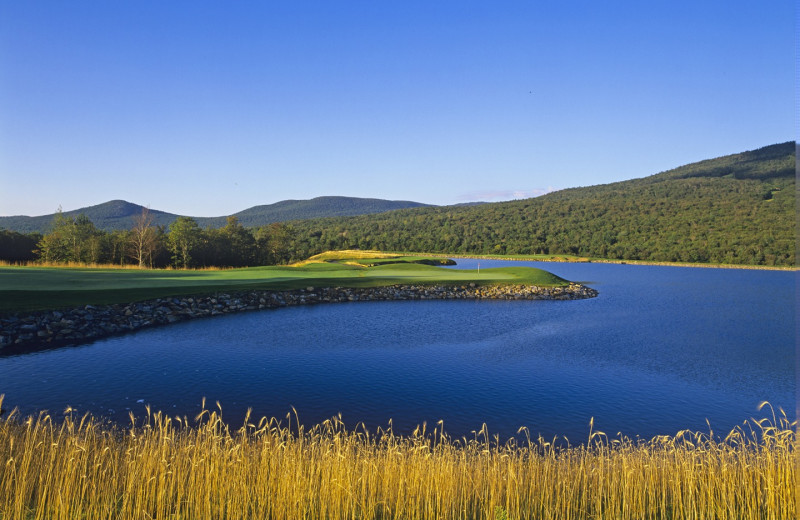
[0,396,794,519]
[0,260,137,269]
[0,260,234,270]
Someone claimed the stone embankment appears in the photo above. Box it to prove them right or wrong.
[0,283,597,350]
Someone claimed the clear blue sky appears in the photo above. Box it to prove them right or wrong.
[0,1,794,217]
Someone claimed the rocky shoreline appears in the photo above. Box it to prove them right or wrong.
[0,283,597,351]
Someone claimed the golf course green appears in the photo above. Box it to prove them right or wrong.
[0,251,571,314]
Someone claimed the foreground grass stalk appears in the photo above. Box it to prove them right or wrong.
[0,397,794,519]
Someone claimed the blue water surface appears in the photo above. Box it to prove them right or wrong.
[0,261,795,441]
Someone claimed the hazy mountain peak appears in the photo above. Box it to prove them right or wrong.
[0,196,431,233]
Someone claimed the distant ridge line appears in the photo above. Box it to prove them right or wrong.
[0,196,432,234]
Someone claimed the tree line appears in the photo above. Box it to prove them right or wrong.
[0,174,793,268]
[0,208,294,268]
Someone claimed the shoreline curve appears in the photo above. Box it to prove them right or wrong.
[0,282,597,352]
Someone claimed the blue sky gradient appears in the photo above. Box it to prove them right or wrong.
[0,1,793,217]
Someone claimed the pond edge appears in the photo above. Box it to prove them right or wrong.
[0,283,597,352]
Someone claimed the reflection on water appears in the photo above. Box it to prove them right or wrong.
[0,262,794,440]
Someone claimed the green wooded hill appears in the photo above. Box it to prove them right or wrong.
[287,142,796,266]
[0,196,430,234]
[0,200,176,234]
[221,197,430,228]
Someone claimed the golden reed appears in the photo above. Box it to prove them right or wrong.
[0,260,235,271]
[0,396,794,519]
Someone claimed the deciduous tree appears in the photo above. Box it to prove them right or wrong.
[129,207,158,268]
[167,216,201,268]
[36,209,102,263]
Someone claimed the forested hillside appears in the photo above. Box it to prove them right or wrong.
[213,196,430,228]
[0,200,177,234]
[286,142,796,266]
[0,197,429,234]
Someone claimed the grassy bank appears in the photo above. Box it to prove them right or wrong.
[0,398,793,520]
[0,251,570,314]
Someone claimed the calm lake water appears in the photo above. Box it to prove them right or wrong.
[0,261,795,441]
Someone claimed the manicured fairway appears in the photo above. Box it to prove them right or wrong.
[0,252,569,313]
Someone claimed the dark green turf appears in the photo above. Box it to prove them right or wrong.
[0,256,569,314]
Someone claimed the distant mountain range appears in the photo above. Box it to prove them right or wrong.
[0,196,431,234]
